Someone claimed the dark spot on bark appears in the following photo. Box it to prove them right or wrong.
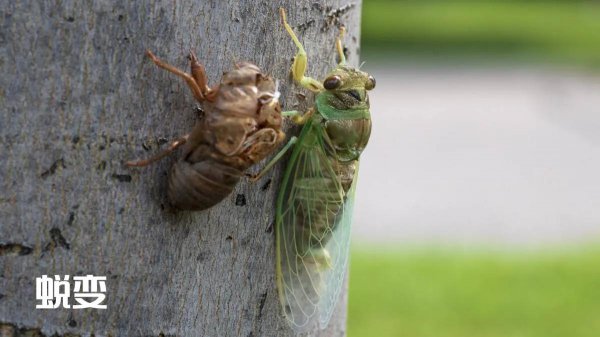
[72,135,80,144]
[157,137,168,146]
[261,179,272,191]
[118,207,125,214]
[0,243,33,256]
[322,3,356,31]
[72,204,79,209]
[327,3,355,19]
[197,251,208,262]
[157,333,176,337]
[142,141,152,151]
[225,235,233,241]
[0,294,4,300]
[343,46,349,60]
[67,212,75,226]
[99,144,106,151]
[65,16,75,22]
[118,14,124,21]
[41,158,65,179]
[296,19,315,32]
[68,319,77,327]
[242,308,252,320]
[195,106,205,119]
[96,161,107,171]
[241,237,250,247]
[257,291,268,319]
[235,194,246,206]
[49,228,70,250]
[112,173,132,182]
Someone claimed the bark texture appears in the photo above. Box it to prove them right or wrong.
[0,1,362,336]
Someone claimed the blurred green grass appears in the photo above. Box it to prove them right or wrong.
[362,1,600,66]
[348,246,600,337]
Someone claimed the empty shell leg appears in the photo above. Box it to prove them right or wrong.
[126,135,189,167]
[146,50,206,103]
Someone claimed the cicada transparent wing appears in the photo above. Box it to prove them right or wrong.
[318,161,357,327]
[275,118,358,332]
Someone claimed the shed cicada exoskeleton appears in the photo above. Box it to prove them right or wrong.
[251,9,375,332]
[127,51,285,211]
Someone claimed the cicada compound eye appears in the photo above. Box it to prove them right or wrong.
[323,75,342,90]
[365,75,376,90]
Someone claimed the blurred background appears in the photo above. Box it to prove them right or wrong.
[348,1,600,336]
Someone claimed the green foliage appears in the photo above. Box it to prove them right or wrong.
[362,1,600,66]
[348,246,600,337]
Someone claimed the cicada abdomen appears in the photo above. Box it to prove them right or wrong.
[127,52,284,211]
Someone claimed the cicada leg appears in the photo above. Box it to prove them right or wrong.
[279,8,324,93]
[145,50,210,103]
[245,106,315,181]
[336,26,347,65]
[246,136,298,182]
[282,108,315,125]
[125,135,189,167]
[189,51,216,100]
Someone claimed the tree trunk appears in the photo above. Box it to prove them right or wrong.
[0,1,362,336]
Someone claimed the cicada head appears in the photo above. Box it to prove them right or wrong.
[319,65,375,112]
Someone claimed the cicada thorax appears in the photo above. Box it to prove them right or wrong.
[167,64,284,211]
[316,85,372,155]
[323,118,371,163]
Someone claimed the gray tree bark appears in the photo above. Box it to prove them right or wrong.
[0,1,362,336]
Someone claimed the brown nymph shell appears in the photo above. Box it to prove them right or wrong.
[127,51,284,211]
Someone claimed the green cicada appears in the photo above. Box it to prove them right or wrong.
[251,8,375,332]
